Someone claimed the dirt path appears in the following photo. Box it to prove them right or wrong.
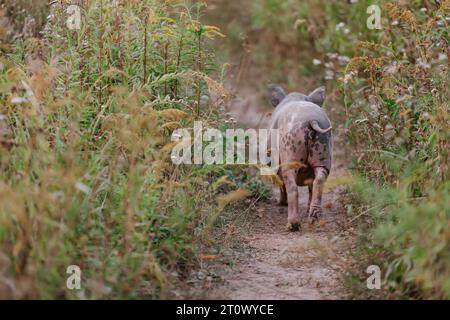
[181,100,355,299]
[182,1,356,299]
[203,134,354,300]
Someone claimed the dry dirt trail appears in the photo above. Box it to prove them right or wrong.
[183,1,356,299]
[208,135,354,300]
[185,89,357,300]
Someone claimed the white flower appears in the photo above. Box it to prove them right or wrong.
[294,19,306,29]
[416,58,431,69]
[312,59,322,65]
[51,191,65,201]
[11,97,29,104]
[325,62,334,69]
[338,55,350,64]
[335,22,345,31]
[324,69,335,80]
[438,53,447,61]
[385,62,398,75]
[75,182,91,194]
[342,73,353,84]
[370,104,379,116]
[327,53,339,60]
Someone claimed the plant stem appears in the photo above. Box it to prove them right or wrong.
[196,31,202,117]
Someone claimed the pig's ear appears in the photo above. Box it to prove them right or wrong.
[269,85,286,107]
[306,86,326,107]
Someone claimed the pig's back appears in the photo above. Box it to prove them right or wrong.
[271,101,331,131]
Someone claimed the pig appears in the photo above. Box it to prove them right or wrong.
[269,85,332,231]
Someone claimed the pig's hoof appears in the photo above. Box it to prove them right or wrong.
[286,221,301,232]
[308,207,321,224]
[309,216,318,225]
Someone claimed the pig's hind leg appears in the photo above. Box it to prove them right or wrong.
[308,167,328,224]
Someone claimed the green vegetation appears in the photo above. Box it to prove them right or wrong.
[205,0,449,299]
[242,0,449,298]
[0,0,237,299]
[344,2,449,299]
[1,0,448,299]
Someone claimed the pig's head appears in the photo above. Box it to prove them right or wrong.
[269,85,326,108]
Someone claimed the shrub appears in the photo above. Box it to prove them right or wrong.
[342,1,449,298]
[0,0,230,299]
[229,0,449,298]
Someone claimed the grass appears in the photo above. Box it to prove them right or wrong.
[1,0,449,300]
[207,0,449,299]
[0,0,245,299]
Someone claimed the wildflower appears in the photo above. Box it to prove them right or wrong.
[294,19,306,29]
[11,97,29,104]
[335,22,345,31]
[327,53,339,60]
[416,58,431,69]
[341,71,356,84]
[384,61,398,75]
[337,55,350,64]
[370,104,379,117]
[325,62,334,69]
[75,182,91,194]
[312,59,322,65]
[325,69,335,81]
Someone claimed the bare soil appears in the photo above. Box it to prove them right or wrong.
[180,1,357,298]
[180,90,356,299]
[209,137,354,299]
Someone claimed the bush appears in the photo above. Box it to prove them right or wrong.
[0,0,230,299]
[342,2,449,298]
[231,0,449,298]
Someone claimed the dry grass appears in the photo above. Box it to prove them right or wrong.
[0,0,239,299]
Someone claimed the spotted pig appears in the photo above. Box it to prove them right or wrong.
[269,85,332,231]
